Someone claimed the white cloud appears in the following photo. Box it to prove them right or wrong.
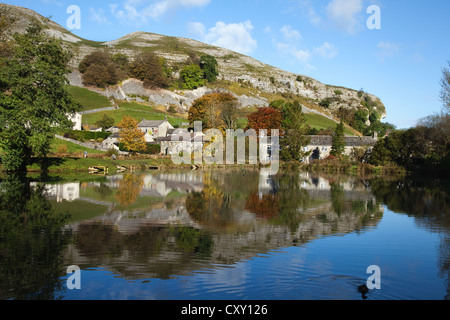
[189,21,257,55]
[326,0,364,34]
[89,8,111,25]
[109,0,211,26]
[376,41,401,61]
[188,22,207,36]
[296,0,321,25]
[280,25,302,43]
[274,24,337,70]
[314,42,339,59]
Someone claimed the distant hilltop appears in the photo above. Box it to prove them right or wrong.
[0,3,387,134]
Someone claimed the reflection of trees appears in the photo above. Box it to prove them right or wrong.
[270,172,310,231]
[93,183,113,200]
[0,174,71,300]
[245,193,280,219]
[330,182,345,216]
[370,177,450,299]
[186,170,260,229]
[115,174,144,207]
[370,178,450,230]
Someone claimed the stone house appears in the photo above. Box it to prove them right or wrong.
[302,135,378,163]
[68,112,82,131]
[101,132,120,150]
[138,118,174,139]
[157,131,204,156]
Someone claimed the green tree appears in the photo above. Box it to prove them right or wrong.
[95,113,115,131]
[279,101,311,161]
[0,23,80,171]
[352,109,369,133]
[180,64,205,90]
[200,54,219,83]
[330,120,345,157]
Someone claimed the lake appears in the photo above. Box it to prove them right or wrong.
[0,169,448,300]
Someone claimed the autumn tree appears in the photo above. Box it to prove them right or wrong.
[129,51,169,89]
[117,116,146,154]
[188,92,239,131]
[0,23,80,171]
[79,50,125,88]
[246,106,282,134]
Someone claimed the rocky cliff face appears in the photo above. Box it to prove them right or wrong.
[1,3,386,122]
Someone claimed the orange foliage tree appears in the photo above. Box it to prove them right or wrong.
[246,106,282,135]
[117,115,146,154]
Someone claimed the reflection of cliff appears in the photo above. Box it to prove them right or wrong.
[64,170,385,281]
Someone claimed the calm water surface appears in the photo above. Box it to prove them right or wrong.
[0,169,448,300]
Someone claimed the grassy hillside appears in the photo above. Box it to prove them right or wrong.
[67,86,112,111]
[81,101,188,128]
[305,114,356,136]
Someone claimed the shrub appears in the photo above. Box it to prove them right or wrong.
[180,64,205,90]
[145,144,161,155]
[319,98,332,108]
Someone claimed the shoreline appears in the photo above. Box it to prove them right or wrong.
[0,154,410,177]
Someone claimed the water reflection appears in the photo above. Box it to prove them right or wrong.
[0,174,71,300]
[0,170,449,300]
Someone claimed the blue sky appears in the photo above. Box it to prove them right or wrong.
[3,0,449,128]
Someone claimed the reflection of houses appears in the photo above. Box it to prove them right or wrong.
[32,182,80,203]
[141,172,203,197]
[302,135,378,163]
[258,170,278,198]
[103,172,203,198]
[299,172,376,202]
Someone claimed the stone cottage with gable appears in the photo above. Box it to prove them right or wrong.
[138,118,174,139]
[302,135,378,163]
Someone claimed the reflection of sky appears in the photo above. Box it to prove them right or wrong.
[60,208,447,300]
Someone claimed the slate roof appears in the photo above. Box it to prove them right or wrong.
[307,135,377,147]
[156,132,204,143]
[138,119,167,127]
